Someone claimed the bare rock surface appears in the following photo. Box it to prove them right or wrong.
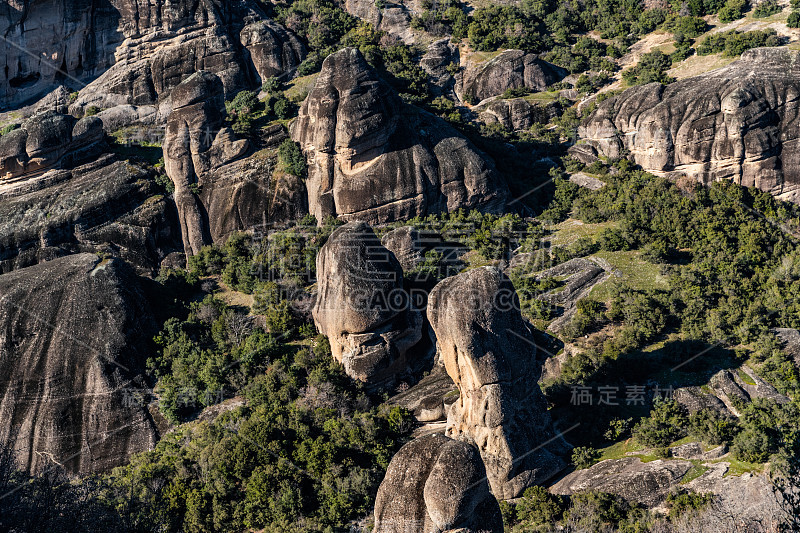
[0,153,177,274]
[291,48,509,225]
[479,97,562,131]
[344,0,417,44]
[0,253,158,475]
[674,366,789,417]
[0,111,104,182]
[313,221,424,388]
[163,73,301,253]
[578,47,800,203]
[373,433,503,533]
[2,0,305,114]
[552,454,782,524]
[457,50,566,103]
[427,266,565,499]
[551,457,691,508]
[388,366,458,423]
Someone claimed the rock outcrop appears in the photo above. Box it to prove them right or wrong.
[457,50,566,103]
[0,111,104,182]
[0,253,158,475]
[312,222,424,388]
[551,457,692,508]
[551,454,782,524]
[163,71,307,258]
[578,47,800,203]
[373,433,503,533]
[0,152,177,274]
[427,266,565,499]
[0,0,305,124]
[421,39,460,96]
[344,0,416,44]
[291,48,509,225]
[479,97,562,131]
[0,0,122,109]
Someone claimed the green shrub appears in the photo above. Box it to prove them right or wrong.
[753,0,780,17]
[572,446,601,469]
[85,105,100,116]
[278,139,306,177]
[718,0,747,22]
[622,50,674,86]
[788,10,800,27]
[632,399,688,447]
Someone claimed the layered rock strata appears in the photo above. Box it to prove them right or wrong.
[578,47,800,203]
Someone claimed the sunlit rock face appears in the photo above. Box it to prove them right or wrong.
[427,266,565,499]
[578,47,800,204]
[291,47,509,225]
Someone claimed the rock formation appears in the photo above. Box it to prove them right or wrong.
[0,111,104,182]
[457,50,566,103]
[427,266,565,499]
[344,0,416,44]
[479,97,562,131]
[0,0,122,109]
[578,47,800,203]
[0,147,177,274]
[373,433,503,533]
[163,71,251,256]
[290,47,509,224]
[420,39,460,96]
[312,221,423,388]
[0,0,305,125]
[0,253,158,475]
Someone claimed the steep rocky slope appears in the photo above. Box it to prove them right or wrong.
[578,47,800,203]
[0,254,158,474]
[427,266,566,499]
[0,150,177,274]
[290,47,509,224]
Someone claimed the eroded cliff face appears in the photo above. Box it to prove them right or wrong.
[291,48,509,225]
[578,47,800,203]
[0,159,177,274]
[427,266,565,500]
[0,253,158,475]
[1,0,305,119]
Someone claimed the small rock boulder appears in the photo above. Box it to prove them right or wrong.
[373,433,503,533]
[0,111,105,181]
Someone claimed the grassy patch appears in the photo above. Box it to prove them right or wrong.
[681,461,709,483]
[523,90,561,104]
[589,250,668,301]
[597,439,646,461]
[548,218,619,247]
[737,368,756,386]
[284,73,320,102]
[712,457,764,477]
